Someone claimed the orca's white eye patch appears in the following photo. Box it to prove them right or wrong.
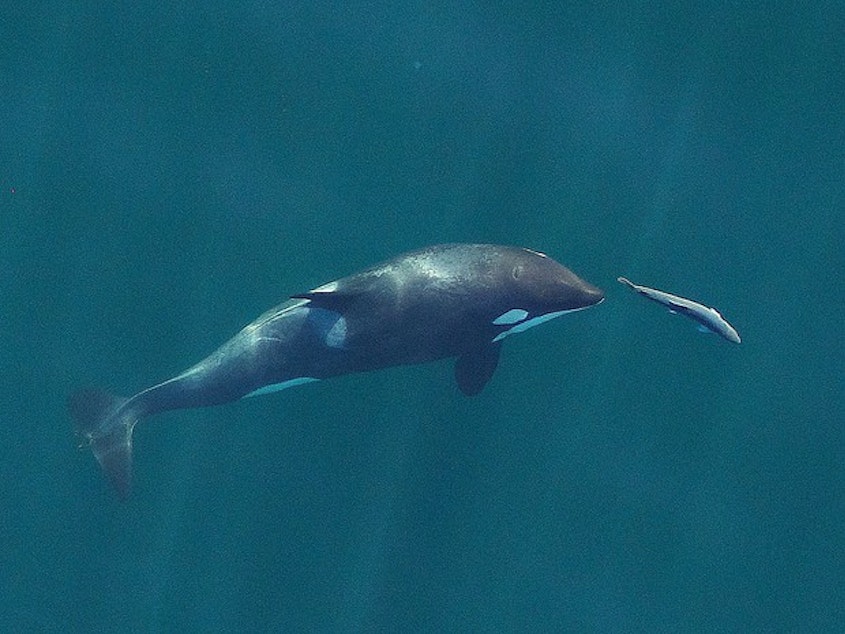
[491,307,590,342]
[493,308,529,325]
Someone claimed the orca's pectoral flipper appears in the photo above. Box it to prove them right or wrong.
[68,389,136,499]
[454,343,502,396]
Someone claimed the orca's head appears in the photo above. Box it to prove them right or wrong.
[504,247,603,310]
[487,246,604,342]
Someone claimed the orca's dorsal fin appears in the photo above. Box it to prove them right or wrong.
[292,274,386,312]
[290,290,361,312]
[454,343,501,396]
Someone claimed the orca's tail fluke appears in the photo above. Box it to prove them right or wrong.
[68,389,137,499]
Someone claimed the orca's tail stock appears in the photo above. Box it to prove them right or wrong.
[68,389,137,499]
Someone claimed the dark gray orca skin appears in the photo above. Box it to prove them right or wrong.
[69,244,604,498]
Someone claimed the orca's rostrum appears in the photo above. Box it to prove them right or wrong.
[69,244,604,498]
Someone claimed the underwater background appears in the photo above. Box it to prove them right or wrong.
[1,3,842,631]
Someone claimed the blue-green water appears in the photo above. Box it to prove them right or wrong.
[2,3,842,631]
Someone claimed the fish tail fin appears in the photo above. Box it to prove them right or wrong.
[68,388,137,499]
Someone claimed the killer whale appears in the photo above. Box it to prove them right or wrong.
[69,244,604,498]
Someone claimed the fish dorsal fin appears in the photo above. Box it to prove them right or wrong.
[454,343,501,396]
